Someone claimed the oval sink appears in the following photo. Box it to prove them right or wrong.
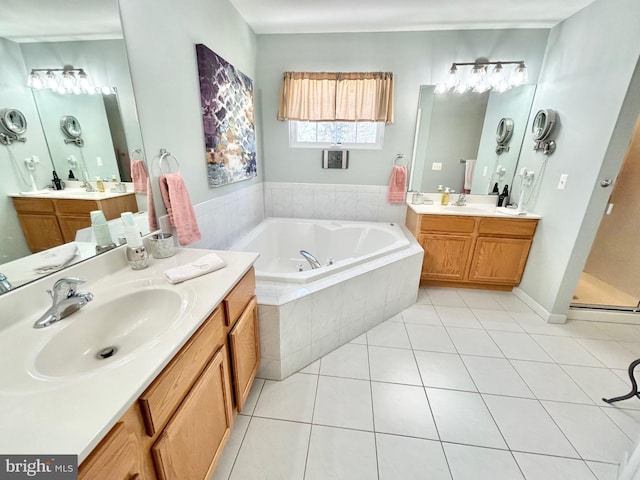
[32,287,191,378]
[443,205,495,214]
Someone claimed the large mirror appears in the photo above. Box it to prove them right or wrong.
[0,0,147,291]
[409,84,536,195]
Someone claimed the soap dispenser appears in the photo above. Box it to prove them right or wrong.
[96,177,105,192]
[498,185,509,207]
[440,187,450,206]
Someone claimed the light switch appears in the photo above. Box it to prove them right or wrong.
[432,162,442,171]
[482,166,488,177]
[96,156,103,166]
[557,174,568,190]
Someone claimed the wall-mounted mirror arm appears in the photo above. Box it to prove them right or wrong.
[532,109,558,155]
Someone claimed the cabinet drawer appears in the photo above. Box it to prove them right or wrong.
[79,422,139,480]
[152,345,234,480]
[478,218,537,237]
[139,307,225,437]
[224,268,255,327]
[419,215,477,234]
[54,199,99,215]
[12,197,55,214]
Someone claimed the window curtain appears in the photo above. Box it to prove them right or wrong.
[277,72,394,123]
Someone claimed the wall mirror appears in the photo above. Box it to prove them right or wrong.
[409,84,536,195]
[0,108,27,144]
[0,0,147,292]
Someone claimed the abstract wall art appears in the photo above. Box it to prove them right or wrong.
[195,43,257,187]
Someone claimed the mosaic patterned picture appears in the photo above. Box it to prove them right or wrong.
[195,44,257,188]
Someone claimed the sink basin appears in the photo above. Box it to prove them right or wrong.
[32,286,191,378]
[443,205,495,214]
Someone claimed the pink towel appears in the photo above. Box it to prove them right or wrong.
[159,173,201,246]
[131,160,148,194]
[387,165,407,203]
[147,177,158,231]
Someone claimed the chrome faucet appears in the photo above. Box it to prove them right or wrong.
[81,179,97,192]
[33,277,93,329]
[0,273,12,294]
[299,250,322,269]
[454,193,467,206]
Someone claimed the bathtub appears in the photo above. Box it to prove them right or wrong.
[229,217,424,380]
[231,218,410,283]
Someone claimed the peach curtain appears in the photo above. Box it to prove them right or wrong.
[277,72,394,123]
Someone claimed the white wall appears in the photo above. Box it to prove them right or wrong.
[256,29,550,186]
[118,0,260,215]
[516,0,640,319]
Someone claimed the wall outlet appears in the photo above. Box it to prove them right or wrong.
[96,156,103,166]
[557,174,568,190]
[432,162,442,171]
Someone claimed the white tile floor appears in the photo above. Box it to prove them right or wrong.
[213,287,640,480]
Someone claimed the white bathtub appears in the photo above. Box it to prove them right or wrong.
[229,217,423,380]
[231,218,410,283]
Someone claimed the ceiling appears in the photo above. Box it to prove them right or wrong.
[0,0,597,41]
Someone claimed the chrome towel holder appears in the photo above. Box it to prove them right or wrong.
[156,148,180,174]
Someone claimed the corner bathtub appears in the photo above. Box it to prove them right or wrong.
[231,218,410,283]
[229,217,424,380]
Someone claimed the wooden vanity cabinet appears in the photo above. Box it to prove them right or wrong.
[78,267,260,480]
[12,194,137,252]
[406,209,538,289]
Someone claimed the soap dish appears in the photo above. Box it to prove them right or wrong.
[422,199,434,205]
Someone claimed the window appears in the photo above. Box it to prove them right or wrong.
[289,120,384,149]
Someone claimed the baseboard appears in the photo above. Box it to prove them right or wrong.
[513,287,567,324]
[567,307,640,325]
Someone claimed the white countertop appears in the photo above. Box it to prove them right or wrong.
[407,201,542,219]
[0,246,258,462]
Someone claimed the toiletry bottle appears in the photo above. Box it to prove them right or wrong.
[52,171,63,190]
[498,185,509,207]
[437,185,444,193]
[111,174,118,182]
[68,169,76,180]
[440,187,450,206]
[491,182,499,195]
[96,177,105,192]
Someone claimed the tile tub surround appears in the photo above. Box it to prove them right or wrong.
[255,229,423,380]
[264,182,408,224]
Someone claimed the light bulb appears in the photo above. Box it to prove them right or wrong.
[27,71,43,89]
[510,63,528,86]
[62,71,76,90]
[454,82,468,94]
[489,64,505,88]
[469,65,486,88]
[434,83,447,94]
[78,70,94,93]
[445,65,459,89]
[72,86,82,95]
[45,71,58,90]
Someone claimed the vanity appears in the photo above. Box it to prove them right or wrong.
[10,191,138,253]
[406,201,539,289]
[0,245,260,480]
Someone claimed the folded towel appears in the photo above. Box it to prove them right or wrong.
[159,173,201,246]
[33,244,79,273]
[164,253,226,284]
[463,159,476,193]
[147,176,158,231]
[387,165,407,203]
[131,160,149,194]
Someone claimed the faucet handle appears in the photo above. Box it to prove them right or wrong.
[50,277,87,299]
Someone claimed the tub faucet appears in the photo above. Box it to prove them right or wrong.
[33,277,93,329]
[454,193,467,206]
[0,273,12,294]
[300,250,322,269]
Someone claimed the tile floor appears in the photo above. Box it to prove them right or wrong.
[212,287,640,480]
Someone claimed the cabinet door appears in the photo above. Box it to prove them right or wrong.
[59,216,92,243]
[468,237,532,285]
[17,214,64,252]
[79,422,141,480]
[419,234,473,281]
[229,296,260,412]
[152,345,234,480]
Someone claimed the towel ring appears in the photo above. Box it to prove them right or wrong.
[131,148,144,160]
[393,154,407,167]
[158,148,180,174]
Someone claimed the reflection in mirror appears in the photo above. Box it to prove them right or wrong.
[409,84,536,195]
[0,1,148,293]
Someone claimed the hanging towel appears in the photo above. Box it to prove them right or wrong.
[147,176,158,231]
[130,159,149,194]
[164,252,226,284]
[463,159,476,194]
[387,165,407,203]
[159,173,201,246]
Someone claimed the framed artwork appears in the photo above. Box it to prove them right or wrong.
[195,44,257,187]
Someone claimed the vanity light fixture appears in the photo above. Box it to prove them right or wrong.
[435,61,528,94]
[26,66,116,96]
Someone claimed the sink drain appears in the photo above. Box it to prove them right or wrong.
[96,346,118,360]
